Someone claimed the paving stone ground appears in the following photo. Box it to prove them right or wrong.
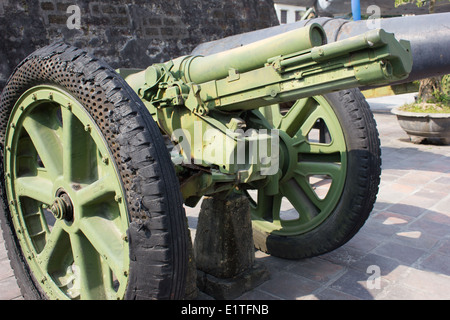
[1,93,449,300]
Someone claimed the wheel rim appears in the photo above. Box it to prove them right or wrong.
[250,96,347,236]
[4,85,130,300]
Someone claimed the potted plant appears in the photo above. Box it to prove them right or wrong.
[391,0,450,144]
[391,75,450,144]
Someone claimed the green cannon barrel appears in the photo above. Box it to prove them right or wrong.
[190,28,413,112]
[122,26,412,114]
[180,23,326,84]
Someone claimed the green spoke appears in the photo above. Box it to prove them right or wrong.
[76,175,117,208]
[278,98,316,136]
[101,263,117,300]
[295,161,342,180]
[36,221,70,272]
[297,106,324,139]
[79,215,125,279]
[272,195,282,225]
[69,232,106,300]
[289,101,346,155]
[296,141,344,155]
[293,174,329,210]
[61,107,97,184]
[281,179,319,223]
[61,107,77,183]
[14,176,54,205]
[252,190,282,222]
[22,112,62,179]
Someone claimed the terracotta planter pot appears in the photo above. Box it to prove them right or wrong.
[391,107,450,144]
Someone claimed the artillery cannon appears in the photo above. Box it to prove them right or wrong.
[0,21,413,300]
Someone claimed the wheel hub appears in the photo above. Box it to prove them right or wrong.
[50,190,73,222]
[277,130,300,183]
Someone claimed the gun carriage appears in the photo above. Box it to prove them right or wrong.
[2,13,444,300]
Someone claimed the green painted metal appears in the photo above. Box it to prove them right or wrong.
[180,23,326,84]
[117,25,411,205]
[122,28,411,115]
[4,85,129,300]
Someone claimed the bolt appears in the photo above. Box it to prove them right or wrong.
[197,107,205,115]
[50,203,61,220]
[102,156,109,165]
[32,94,37,101]
[114,194,122,203]
[49,195,72,221]
[48,92,53,100]
[122,235,128,242]
[84,124,91,132]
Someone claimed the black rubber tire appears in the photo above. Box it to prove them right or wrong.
[253,89,381,259]
[0,43,188,299]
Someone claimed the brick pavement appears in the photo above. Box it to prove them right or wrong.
[1,93,449,300]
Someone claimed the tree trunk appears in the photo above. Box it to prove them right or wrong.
[416,0,440,103]
[418,76,442,103]
[429,0,436,14]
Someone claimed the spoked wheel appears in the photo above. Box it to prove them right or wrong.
[0,43,188,299]
[249,89,381,259]
[4,85,130,299]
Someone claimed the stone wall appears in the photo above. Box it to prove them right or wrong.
[0,0,279,90]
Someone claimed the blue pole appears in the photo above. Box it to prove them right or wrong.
[351,0,361,21]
